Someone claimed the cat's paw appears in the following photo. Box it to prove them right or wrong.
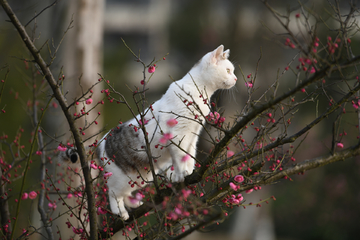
[120,211,130,221]
[111,207,130,220]
[109,197,130,220]
[170,170,190,182]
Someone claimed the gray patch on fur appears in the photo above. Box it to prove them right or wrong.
[104,125,149,174]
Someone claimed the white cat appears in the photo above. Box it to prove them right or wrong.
[60,45,237,220]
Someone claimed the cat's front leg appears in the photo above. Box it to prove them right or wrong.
[168,146,195,182]
[109,195,130,220]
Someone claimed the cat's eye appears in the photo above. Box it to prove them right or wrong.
[226,68,230,74]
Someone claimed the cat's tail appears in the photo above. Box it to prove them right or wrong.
[58,147,79,163]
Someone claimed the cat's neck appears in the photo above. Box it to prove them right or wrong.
[183,64,217,96]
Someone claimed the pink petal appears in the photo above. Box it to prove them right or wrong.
[166,119,178,127]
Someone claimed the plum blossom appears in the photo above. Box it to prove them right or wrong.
[336,142,344,148]
[21,192,28,200]
[229,182,240,191]
[207,111,225,125]
[72,227,84,234]
[29,191,37,199]
[207,112,215,121]
[181,189,191,199]
[181,154,190,162]
[85,98,93,105]
[48,202,57,210]
[309,67,316,74]
[167,212,178,221]
[159,133,173,144]
[175,207,182,215]
[245,81,253,88]
[129,192,144,205]
[57,145,67,152]
[148,66,155,73]
[245,188,254,194]
[234,175,244,183]
[97,207,107,215]
[227,150,234,158]
[228,197,239,204]
[74,192,82,198]
[166,118,178,127]
[228,194,243,205]
[103,172,113,178]
[139,118,149,125]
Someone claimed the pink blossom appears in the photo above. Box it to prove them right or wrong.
[228,198,240,204]
[182,189,191,199]
[72,227,84,234]
[159,133,173,144]
[245,81,253,88]
[208,111,214,118]
[166,118,178,127]
[234,175,244,183]
[67,193,73,199]
[229,182,238,191]
[336,142,344,148]
[207,112,214,121]
[227,150,234,158]
[52,102,58,108]
[139,118,149,125]
[168,212,178,221]
[90,163,98,170]
[129,192,144,205]
[181,154,190,162]
[74,192,82,198]
[309,67,316,74]
[245,188,253,194]
[104,172,113,178]
[48,202,57,210]
[29,191,37,199]
[57,145,67,152]
[21,192,28,200]
[174,207,182,215]
[35,151,42,155]
[85,98,93,105]
[227,194,243,205]
[219,117,226,123]
[148,66,155,73]
[237,194,244,202]
[97,207,107,215]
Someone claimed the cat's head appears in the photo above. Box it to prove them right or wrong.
[195,45,237,91]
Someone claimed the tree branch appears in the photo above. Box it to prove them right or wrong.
[0,0,98,239]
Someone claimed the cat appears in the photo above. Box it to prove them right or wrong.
[59,45,237,220]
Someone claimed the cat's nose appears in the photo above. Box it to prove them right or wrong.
[234,78,237,81]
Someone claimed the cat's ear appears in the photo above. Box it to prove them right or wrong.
[210,45,224,64]
[223,49,230,59]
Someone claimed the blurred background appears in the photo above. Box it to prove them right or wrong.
[1,0,360,239]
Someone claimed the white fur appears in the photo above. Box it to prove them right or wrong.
[101,45,237,220]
